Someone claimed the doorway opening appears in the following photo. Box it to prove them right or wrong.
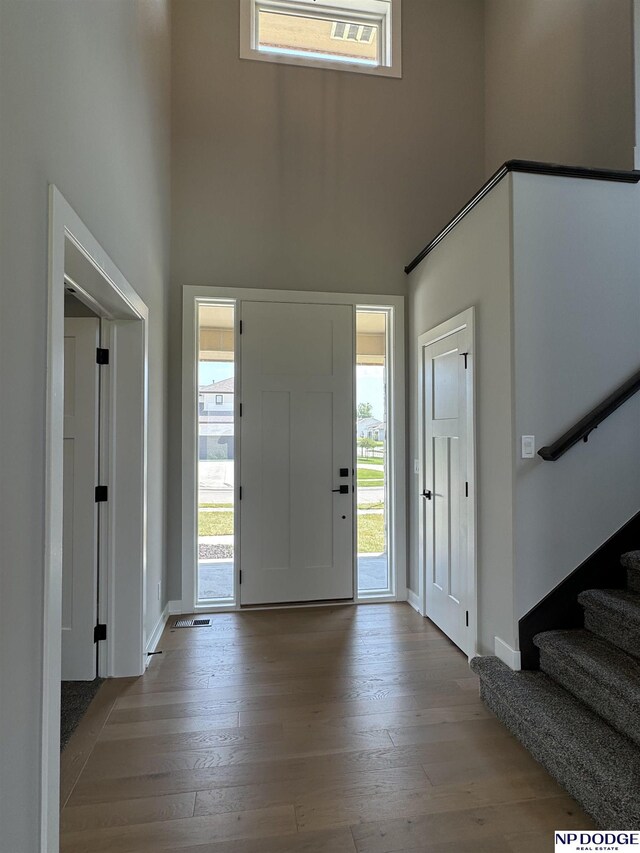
[61,297,101,683]
[45,186,149,851]
[196,301,237,606]
[418,307,477,656]
[182,287,406,613]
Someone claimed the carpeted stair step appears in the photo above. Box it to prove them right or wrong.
[578,588,640,660]
[622,551,640,594]
[470,655,640,828]
[534,629,640,748]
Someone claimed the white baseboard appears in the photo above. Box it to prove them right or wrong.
[145,604,169,666]
[494,636,521,671]
[144,600,182,667]
[406,588,423,615]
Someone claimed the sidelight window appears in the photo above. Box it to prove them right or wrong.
[356,307,393,597]
[196,302,236,605]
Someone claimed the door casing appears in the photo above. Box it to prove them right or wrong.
[417,307,477,656]
[45,186,149,852]
[181,286,406,613]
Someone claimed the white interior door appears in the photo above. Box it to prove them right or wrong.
[421,329,471,653]
[240,301,354,605]
[62,317,100,680]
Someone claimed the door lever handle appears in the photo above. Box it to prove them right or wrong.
[422,489,432,500]
[332,485,349,494]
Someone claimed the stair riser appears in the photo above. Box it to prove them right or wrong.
[538,650,640,749]
[583,609,640,660]
[628,570,640,595]
[479,682,635,829]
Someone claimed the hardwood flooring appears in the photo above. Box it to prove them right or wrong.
[60,603,594,852]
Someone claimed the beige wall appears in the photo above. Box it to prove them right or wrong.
[484,0,635,174]
[0,2,170,849]
[168,0,487,598]
[171,0,485,294]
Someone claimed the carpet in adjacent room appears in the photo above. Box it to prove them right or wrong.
[60,679,104,750]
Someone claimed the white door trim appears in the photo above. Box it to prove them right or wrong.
[45,186,149,852]
[181,286,406,612]
[417,307,477,656]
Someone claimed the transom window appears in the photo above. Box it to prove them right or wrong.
[240,0,401,78]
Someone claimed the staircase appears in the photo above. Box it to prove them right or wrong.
[471,551,640,828]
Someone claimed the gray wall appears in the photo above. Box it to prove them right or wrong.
[512,173,640,619]
[168,0,487,599]
[0,2,170,849]
[636,0,640,167]
[407,179,516,654]
[484,0,635,175]
[408,171,640,656]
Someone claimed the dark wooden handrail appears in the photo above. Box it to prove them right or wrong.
[538,369,640,461]
[404,160,640,275]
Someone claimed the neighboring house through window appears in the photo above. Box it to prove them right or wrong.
[199,377,235,414]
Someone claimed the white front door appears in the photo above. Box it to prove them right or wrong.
[62,318,100,680]
[240,301,354,605]
[421,328,472,653]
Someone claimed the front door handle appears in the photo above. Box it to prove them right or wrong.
[422,489,432,500]
[332,485,349,494]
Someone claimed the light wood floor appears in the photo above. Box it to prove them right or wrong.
[60,603,594,852]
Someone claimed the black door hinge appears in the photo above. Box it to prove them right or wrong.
[96,348,110,365]
[461,352,469,369]
[465,611,469,627]
[239,570,242,585]
[465,481,469,497]
[239,403,243,417]
[94,623,107,643]
[239,320,243,334]
[95,485,108,502]
[239,486,242,500]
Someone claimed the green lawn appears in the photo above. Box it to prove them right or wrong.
[357,513,385,553]
[199,502,233,509]
[198,504,383,550]
[358,501,384,510]
[356,455,384,465]
[357,467,384,486]
[198,511,234,536]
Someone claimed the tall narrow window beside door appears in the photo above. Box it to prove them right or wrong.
[197,302,236,605]
[356,308,392,596]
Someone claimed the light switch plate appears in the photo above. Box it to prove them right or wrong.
[521,435,535,459]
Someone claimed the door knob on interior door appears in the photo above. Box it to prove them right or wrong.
[422,489,433,500]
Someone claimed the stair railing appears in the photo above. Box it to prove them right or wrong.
[538,368,640,461]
